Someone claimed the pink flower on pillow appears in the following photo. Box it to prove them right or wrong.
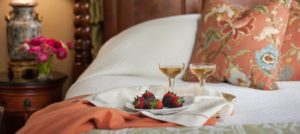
[220,16,255,40]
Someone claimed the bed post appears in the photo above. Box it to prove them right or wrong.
[73,0,93,81]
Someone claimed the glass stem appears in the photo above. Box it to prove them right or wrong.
[168,77,175,90]
[198,77,206,95]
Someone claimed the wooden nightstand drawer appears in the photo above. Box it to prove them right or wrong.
[0,90,59,113]
[0,72,67,134]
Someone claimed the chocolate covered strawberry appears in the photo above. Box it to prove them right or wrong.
[148,99,163,109]
[142,91,156,108]
[170,96,185,108]
[142,91,156,101]
[133,96,145,109]
[162,91,177,108]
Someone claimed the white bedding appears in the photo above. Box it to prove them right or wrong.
[66,75,300,125]
[66,14,300,125]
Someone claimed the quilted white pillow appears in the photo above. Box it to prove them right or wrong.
[77,14,200,82]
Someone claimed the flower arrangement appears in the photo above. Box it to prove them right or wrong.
[23,36,73,79]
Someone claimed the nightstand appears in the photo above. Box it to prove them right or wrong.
[0,72,67,134]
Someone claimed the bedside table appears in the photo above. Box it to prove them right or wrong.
[0,72,67,134]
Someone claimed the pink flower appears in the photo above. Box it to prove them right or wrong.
[23,36,72,63]
[56,48,67,60]
[29,46,42,54]
[20,43,30,51]
[66,42,74,49]
[37,52,49,63]
[46,39,63,53]
[45,38,56,45]
[29,36,46,46]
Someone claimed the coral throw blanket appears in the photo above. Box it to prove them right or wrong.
[17,98,216,134]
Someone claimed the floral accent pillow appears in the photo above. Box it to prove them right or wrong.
[279,0,300,81]
[183,0,291,90]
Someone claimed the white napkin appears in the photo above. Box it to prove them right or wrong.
[84,85,235,127]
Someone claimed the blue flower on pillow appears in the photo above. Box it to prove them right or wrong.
[278,65,293,81]
[255,44,278,70]
[227,66,251,87]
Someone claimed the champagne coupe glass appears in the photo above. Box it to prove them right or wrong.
[190,63,216,95]
[159,63,185,91]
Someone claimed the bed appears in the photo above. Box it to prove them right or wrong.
[66,0,300,133]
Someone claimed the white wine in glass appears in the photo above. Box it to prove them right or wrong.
[159,63,185,91]
[190,63,216,95]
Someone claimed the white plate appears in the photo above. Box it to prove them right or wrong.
[125,96,194,115]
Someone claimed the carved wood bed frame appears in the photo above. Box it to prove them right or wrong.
[72,0,204,81]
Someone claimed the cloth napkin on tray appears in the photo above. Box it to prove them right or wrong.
[85,85,235,127]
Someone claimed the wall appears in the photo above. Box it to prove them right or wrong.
[0,0,75,96]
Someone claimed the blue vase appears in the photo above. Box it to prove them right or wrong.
[6,4,41,61]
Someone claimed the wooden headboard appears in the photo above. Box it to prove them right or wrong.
[73,0,203,81]
[103,0,203,41]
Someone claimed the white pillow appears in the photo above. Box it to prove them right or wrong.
[77,14,201,82]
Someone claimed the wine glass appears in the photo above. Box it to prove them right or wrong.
[159,63,185,91]
[189,63,216,95]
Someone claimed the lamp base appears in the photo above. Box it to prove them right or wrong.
[8,61,37,80]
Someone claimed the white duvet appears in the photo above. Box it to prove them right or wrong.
[66,14,300,125]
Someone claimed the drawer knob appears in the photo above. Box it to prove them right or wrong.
[23,98,32,121]
[23,98,31,110]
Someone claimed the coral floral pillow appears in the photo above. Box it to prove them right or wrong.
[183,0,291,90]
[279,0,300,81]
